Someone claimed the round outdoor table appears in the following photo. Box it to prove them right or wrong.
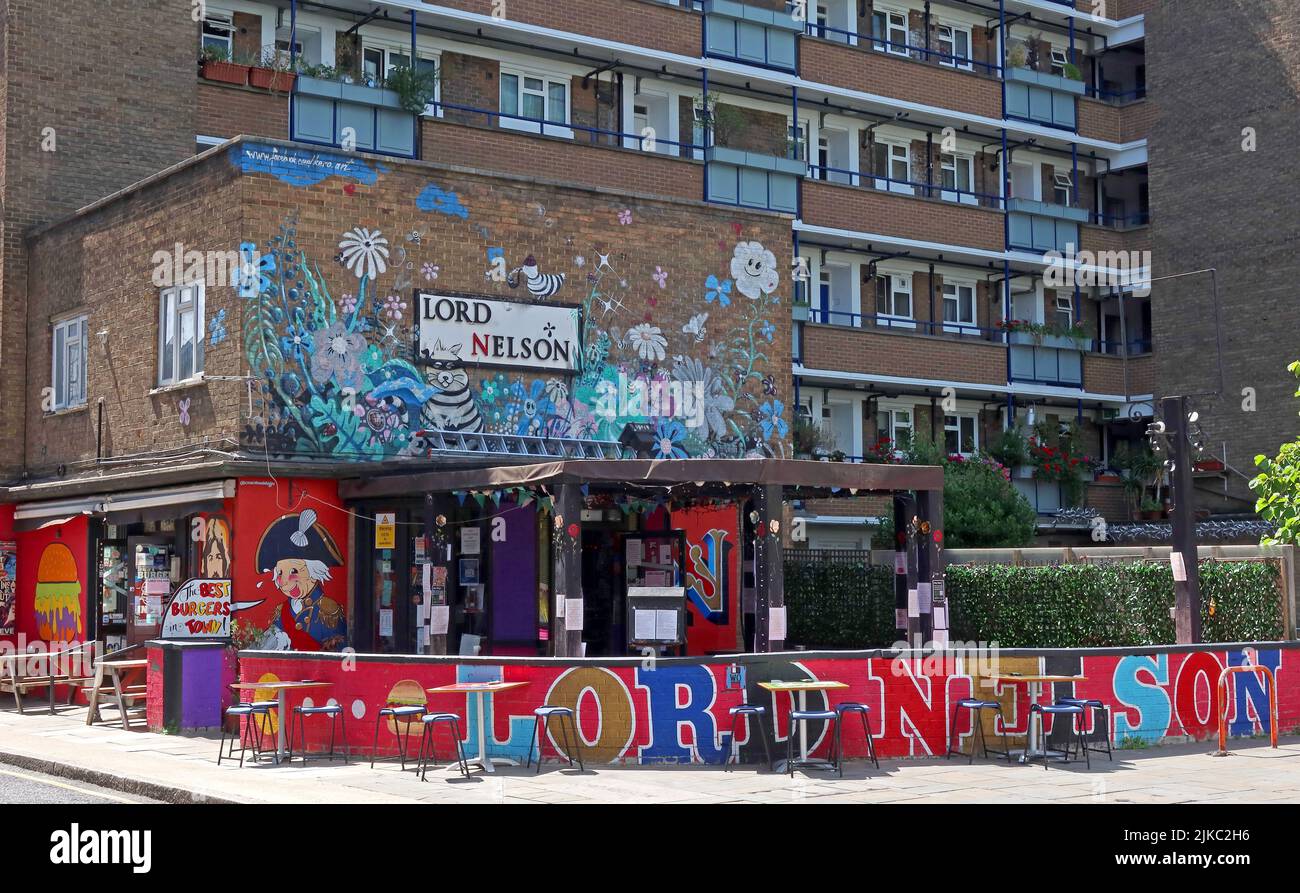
[426,680,531,773]
[758,679,850,772]
[982,674,1087,763]
[229,681,334,763]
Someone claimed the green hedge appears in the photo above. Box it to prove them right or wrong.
[783,556,1284,649]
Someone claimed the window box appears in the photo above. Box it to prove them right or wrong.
[1006,330,1091,351]
[200,60,249,86]
[1007,197,1089,223]
[1006,66,1087,96]
[248,67,297,92]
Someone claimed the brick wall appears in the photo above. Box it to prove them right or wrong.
[1079,98,1154,144]
[1145,0,1300,503]
[1085,353,1153,397]
[198,82,289,141]
[436,0,701,58]
[0,0,199,478]
[24,157,244,474]
[802,325,1006,385]
[802,179,1005,252]
[802,40,1003,120]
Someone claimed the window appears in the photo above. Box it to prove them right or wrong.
[940,152,975,202]
[942,282,977,333]
[362,44,439,112]
[879,408,914,453]
[158,284,205,386]
[874,272,913,327]
[51,316,88,411]
[872,141,911,191]
[499,68,570,137]
[1053,170,1074,206]
[872,9,909,56]
[1053,292,1074,330]
[944,414,979,456]
[201,14,233,54]
[937,24,972,70]
[1050,48,1070,77]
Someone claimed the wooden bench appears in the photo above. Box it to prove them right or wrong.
[0,646,97,715]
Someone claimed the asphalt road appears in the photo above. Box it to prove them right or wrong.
[0,766,157,804]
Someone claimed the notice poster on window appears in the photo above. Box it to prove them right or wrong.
[461,527,481,556]
[0,542,15,636]
[429,605,450,635]
[768,606,787,641]
[565,598,584,631]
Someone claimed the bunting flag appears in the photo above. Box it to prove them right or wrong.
[580,484,589,497]
[491,490,502,506]
[473,492,488,509]
[454,490,467,507]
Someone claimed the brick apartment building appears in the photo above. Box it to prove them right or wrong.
[0,0,1289,658]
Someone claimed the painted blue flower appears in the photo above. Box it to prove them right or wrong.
[280,323,314,363]
[760,320,776,342]
[653,419,689,459]
[237,242,277,298]
[759,399,788,441]
[705,275,732,307]
[209,309,228,347]
[516,379,556,436]
[480,373,511,406]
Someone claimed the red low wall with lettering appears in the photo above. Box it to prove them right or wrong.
[239,641,1299,763]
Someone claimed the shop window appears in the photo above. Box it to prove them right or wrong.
[51,315,88,411]
[158,283,204,386]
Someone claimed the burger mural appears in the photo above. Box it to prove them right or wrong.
[255,509,347,652]
[34,542,82,642]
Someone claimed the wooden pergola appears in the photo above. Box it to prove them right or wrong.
[342,458,947,654]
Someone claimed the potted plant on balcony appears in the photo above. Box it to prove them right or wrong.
[383,62,440,115]
[999,318,1047,346]
[1137,495,1163,521]
[793,416,826,460]
[199,45,250,86]
[988,426,1031,477]
[1112,441,1161,518]
[249,47,297,92]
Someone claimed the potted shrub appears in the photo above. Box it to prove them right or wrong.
[199,45,250,86]
[988,426,1031,476]
[249,48,297,92]
[383,62,440,115]
[1137,496,1163,521]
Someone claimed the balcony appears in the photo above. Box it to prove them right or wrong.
[1007,202,1084,254]
[799,27,1003,120]
[705,145,804,212]
[292,75,418,156]
[702,0,802,72]
[802,178,1005,253]
[1005,66,1084,131]
[800,320,1007,386]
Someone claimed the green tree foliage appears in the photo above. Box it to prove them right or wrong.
[1250,361,1300,545]
[943,457,1038,548]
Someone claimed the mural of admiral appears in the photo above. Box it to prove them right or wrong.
[256,509,347,651]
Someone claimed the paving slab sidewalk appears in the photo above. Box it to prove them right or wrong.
[2,707,1299,804]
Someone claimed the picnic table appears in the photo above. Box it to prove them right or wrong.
[85,659,149,730]
[1,644,96,716]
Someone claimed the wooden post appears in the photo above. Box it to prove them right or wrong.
[552,483,583,658]
[1164,395,1203,644]
[915,488,944,643]
[425,494,447,656]
[753,484,784,652]
[893,494,918,644]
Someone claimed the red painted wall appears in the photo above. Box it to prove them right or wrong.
[242,644,1300,762]
[676,504,740,655]
[15,516,90,645]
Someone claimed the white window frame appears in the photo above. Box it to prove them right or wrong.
[874,139,914,195]
[940,152,977,205]
[942,281,978,334]
[873,7,909,57]
[201,13,233,55]
[1051,48,1070,77]
[944,413,979,457]
[1053,292,1075,330]
[158,283,205,387]
[361,42,441,115]
[937,23,973,71]
[874,271,915,329]
[879,406,914,457]
[50,314,88,412]
[499,65,572,139]
[1053,170,1074,206]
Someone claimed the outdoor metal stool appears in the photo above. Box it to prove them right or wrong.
[527,706,585,774]
[218,701,274,767]
[725,704,773,772]
[287,703,349,765]
[1027,703,1089,770]
[787,709,838,776]
[946,698,1012,765]
[831,702,879,773]
[370,703,425,769]
[1056,697,1113,761]
[417,712,470,780]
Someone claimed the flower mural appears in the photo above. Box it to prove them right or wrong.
[238,163,788,463]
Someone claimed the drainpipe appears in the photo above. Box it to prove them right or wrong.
[925,131,933,198]
[928,262,936,335]
[924,2,931,58]
[701,68,710,202]
[290,0,297,68]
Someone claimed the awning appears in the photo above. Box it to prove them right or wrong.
[341,458,943,500]
[12,480,235,530]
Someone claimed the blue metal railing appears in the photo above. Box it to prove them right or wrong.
[807,162,1004,209]
[805,22,1002,77]
[806,309,1006,340]
[1089,85,1148,104]
[1098,337,1153,356]
[1091,209,1150,229]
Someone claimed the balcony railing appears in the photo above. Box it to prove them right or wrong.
[807,163,1004,209]
[803,23,1003,77]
